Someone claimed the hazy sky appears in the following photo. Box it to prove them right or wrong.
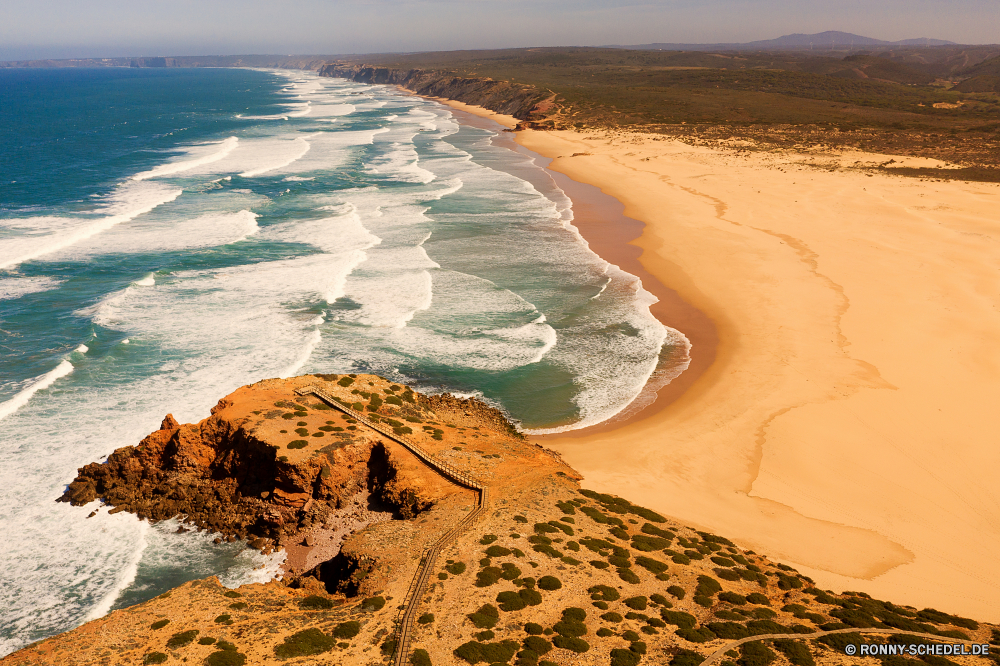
[2,0,997,60]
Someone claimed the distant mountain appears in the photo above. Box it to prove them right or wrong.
[612,31,957,51]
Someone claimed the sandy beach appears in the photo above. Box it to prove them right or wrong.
[433,97,1000,620]
[510,129,1000,622]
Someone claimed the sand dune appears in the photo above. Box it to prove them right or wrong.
[516,130,1000,622]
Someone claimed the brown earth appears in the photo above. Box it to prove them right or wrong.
[5,376,998,666]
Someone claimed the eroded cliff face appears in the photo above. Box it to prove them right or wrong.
[318,63,552,127]
[58,375,474,552]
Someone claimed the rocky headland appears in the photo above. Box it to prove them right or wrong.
[5,375,998,666]
[318,64,553,129]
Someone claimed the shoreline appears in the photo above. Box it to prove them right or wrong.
[423,93,1000,622]
[432,96,717,435]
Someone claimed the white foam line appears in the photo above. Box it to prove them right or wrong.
[0,188,182,270]
[134,273,155,287]
[287,102,312,118]
[132,137,239,181]
[75,344,89,353]
[279,315,325,378]
[84,520,149,621]
[0,360,74,422]
[239,136,312,178]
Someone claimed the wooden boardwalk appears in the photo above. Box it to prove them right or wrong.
[295,385,489,666]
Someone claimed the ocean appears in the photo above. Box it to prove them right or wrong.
[0,66,688,655]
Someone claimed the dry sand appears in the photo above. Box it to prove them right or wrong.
[427,98,1000,619]
[515,129,1000,622]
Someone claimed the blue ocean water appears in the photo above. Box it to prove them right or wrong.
[0,67,688,654]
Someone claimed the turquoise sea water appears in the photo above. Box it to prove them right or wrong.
[0,67,688,654]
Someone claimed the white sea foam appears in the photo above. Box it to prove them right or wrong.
[239,136,312,177]
[0,360,74,422]
[286,102,312,117]
[135,274,155,286]
[84,520,149,621]
[75,344,89,354]
[0,276,63,300]
[0,182,182,270]
[235,113,289,120]
[132,137,239,181]
[59,210,260,259]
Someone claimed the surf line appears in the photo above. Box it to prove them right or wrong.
[132,137,240,181]
[0,360,74,422]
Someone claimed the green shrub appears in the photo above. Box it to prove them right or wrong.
[523,636,552,655]
[624,596,648,611]
[513,515,528,523]
[501,562,522,580]
[630,506,667,523]
[520,588,543,606]
[602,611,624,622]
[332,621,360,639]
[223,591,242,599]
[670,649,705,666]
[360,595,385,611]
[205,651,247,666]
[453,639,520,664]
[618,568,640,584]
[650,594,669,606]
[706,622,750,639]
[588,586,619,602]
[596,627,615,638]
[287,440,308,449]
[524,622,544,635]
[719,592,746,605]
[552,635,590,652]
[712,556,736,567]
[410,648,432,666]
[738,641,776,666]
[445,561,466,575]
[143,654,168,665]
[468,604,499,629]
[418,613,435,624]
[746,593,769,605]
[772,640,815,666]
[667,585,685,600]
[166,630,199,648]
[337,377,354,387]
[641,523,674,538]
[556,500,576,515]
[917,608,979,630]
[228,602,248,610]
[299,594,334,609]
[590,560,610,569]
[610,527,630,540]
[381,637,397,656]
[695,575,722,598]
[631,535,671,551]
[485,545,512,557]
[635,556,669,574]
[660,610,697,630]
[677,626,717,642]
[274,628,335,657]
[216,641,236,652]
[532,544,563,558]
[537,576,561,591]
[533,523,558,534]
[150,619,169,630]
[476,567,503,587]
[497,591,527,612]
[593,600,609,610]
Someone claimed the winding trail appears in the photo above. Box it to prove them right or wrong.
[699,627,988,666]
[295,386,489,666]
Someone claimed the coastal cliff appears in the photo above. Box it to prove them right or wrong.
[5,375,998,666]
[318,63,553,127]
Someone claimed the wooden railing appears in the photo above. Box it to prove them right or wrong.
[295,385,489,666]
